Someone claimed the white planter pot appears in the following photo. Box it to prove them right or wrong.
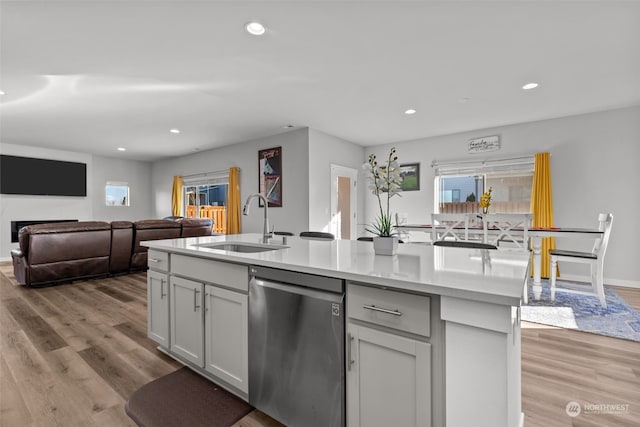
[373,236,399,256]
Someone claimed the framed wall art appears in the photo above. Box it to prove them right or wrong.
[258,146,282,207]
[399,163,420,191]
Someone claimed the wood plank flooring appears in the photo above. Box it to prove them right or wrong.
[1,262,638,426]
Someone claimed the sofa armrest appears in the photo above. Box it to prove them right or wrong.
[11,249,28,285]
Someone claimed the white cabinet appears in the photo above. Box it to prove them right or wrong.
[204,285,249,393]
[147,252,250,395]
[170,276,204,366]
[347,323,431,427]
[346,283,432,427]
[147,269,169,347]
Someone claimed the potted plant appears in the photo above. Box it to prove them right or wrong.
[363,147,402,255]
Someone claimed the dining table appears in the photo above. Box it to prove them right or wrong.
[397,224,604,300]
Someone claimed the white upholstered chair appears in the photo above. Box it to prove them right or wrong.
[549,213,613,308]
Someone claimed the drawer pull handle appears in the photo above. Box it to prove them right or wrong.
[363,304,402,316]
[149,258,162,263]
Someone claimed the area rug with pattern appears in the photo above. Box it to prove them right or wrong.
[522,280,640,342]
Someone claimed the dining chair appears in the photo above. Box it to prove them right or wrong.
[549,213,613,308]
[482,213,532,250]
[299,231,335,240]
[482,213,532,303]
[430,213,472,243]
[432,240,497,250]
[357,236,405,243]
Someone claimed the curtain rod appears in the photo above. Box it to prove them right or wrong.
[431,154,538,168]
[181,167,239,179]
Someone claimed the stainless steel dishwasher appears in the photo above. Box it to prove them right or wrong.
[249,266,345,427]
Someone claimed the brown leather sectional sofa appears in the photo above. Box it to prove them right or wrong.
[10,218,213,287]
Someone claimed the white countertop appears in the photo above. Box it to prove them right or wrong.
[143,233,530,306]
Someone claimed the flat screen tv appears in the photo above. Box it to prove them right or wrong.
[0,155,87,197]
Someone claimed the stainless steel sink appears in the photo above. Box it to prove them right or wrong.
[193,242,288,253]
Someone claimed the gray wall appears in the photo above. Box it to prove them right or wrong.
[92,155,153,222]
[0,142,152,260]
[4,107,638,285]
[151,128,310,235]
[363,106,640,286]
[308,128,365,235]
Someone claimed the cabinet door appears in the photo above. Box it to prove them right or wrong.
[347,323,431,427]
[204,285,248,393]
[170,276,204,367]
[147,270,169,347]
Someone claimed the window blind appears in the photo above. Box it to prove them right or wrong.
[182,170,229,186]
[432,155,534,176]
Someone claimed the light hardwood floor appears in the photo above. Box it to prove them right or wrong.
[1,263,638,426]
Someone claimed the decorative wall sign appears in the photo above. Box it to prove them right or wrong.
[258,146,282,207]
[468,135,501,154]
[399,163,420,191]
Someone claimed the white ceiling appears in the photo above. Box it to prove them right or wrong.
[1,1,639,162]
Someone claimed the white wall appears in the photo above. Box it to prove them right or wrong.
[363,106,640,286]
[0,143,153,260]
[151,128,310,235]
[92,155,153,222]
[308,128,365,235]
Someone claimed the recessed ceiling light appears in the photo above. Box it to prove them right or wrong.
[0,90,5,96]
[117,147,126,151]
[245,22,266,36]
[404,109,417,115]
[170,128,180,134]
[522,82,539,90]
[282,124,295,129]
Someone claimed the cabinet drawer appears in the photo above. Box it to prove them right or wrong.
[148,250,169,272]
[172,254,248,292]
[347,283,430,337]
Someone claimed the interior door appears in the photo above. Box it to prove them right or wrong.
[330,164,358,240]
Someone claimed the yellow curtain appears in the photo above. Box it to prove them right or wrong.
[530,152,556,278]
[171,176,183,217]
[227,167,241,234]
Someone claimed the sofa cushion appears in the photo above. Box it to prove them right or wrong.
[20,221,111,264]
[132,220,182,253]
[18,221,112,286]
[110,221,134,274]
[131,220,182,271]
[179,218,213,237]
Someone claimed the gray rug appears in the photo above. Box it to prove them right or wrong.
[522,280,640,342]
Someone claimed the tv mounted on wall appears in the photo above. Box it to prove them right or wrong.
[0,155,87,197]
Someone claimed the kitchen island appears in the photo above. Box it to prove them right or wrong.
[143,233,529,427]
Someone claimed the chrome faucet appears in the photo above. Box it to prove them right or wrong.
[242,193,272,243]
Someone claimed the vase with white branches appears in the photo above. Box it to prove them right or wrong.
[363,147,402,255]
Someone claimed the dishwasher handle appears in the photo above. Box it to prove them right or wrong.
[251,276,344,304]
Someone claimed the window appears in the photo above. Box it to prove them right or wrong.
[182,172,229,234]
[105,182,129,206]
[434,156,533,214]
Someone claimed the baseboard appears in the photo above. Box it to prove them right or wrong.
[558,273,640,289]
[0,257,11,263]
